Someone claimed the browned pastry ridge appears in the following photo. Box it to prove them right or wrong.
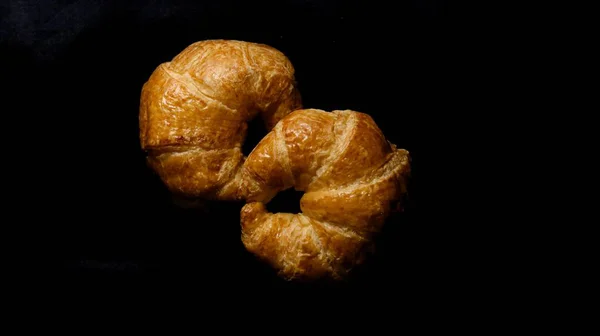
[239,109,411,280]
[139,39,302,200]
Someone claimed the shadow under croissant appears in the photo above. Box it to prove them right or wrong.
[170,194,213,211]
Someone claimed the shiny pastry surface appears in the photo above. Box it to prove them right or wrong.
[139,39,302,200]
[239,109,410,280]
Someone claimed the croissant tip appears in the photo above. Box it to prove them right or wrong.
[240,202,267,230]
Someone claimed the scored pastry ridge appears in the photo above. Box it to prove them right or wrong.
[139,39,302,200]
[239,109,410,280]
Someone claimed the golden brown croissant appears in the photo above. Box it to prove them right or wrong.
[239,109,411,280]
[139,39,302,200]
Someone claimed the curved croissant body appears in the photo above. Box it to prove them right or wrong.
[139,40,302,200]
[239,109,410,280]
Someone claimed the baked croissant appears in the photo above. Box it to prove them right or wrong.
[139,39,302,200]
[239,109,410,280]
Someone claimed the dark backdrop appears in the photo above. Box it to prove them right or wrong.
[2,0,482,310]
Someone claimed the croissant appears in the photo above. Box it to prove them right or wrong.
[139,39,302,200]
[239,109,411,280]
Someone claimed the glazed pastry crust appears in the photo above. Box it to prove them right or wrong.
[240,109,410,280]
[139,39,302,199]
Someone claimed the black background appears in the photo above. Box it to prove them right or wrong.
[2,0,492,312]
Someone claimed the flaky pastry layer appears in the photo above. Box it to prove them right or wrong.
[139,39,302,199]
[239,109,410,280]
